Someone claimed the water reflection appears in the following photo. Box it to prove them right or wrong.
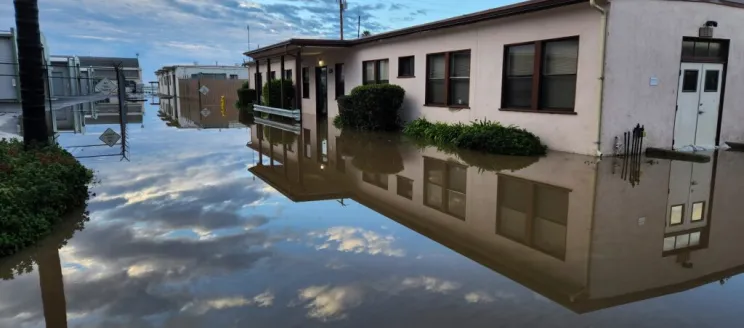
[249,116,744,314]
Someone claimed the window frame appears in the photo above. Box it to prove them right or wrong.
[398,56,415,78]
[302,67,310,99]
[425,50,471,108]
[423,157,467,220]
[362,59,389,85]
[500,36,580,114]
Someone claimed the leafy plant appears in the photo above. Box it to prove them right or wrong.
[236,81,256,110]
[403,118,547,156]
[261,80,295,109]
[0,139,94,257]
[335,84,405,131]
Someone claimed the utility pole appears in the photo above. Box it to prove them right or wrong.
[247,24,250,50]
[339,0,347,40]
[14,0,49,146]
[357,15,361,38]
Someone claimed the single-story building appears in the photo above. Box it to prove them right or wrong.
[244,0,744,156]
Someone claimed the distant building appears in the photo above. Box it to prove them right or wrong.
[0,28,51,113]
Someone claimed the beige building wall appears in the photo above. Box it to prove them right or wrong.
[601,0,744,154]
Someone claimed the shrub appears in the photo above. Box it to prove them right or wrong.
[403,118,547,156]
[0,139,94,257]
[262,80,295,109]
[236,81,256,110]
[335,84,405,131]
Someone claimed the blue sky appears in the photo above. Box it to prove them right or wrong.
[0,0,518,82]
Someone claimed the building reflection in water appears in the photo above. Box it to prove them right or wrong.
[248,115,744,314]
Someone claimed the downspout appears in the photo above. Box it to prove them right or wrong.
[590,0,608,157]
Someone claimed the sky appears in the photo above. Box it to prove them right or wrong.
[0,0,517,82]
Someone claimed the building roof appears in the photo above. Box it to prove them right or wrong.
[244,0,586,58]
[79,56,140,68]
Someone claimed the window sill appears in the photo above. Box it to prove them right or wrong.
[499,108,576,115]
[397,76,416,79]
[424,104,470,110]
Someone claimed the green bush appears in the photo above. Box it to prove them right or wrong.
[335,84,405,131]
[403,118,547,156]
[236,80,256,110]
[262,80,295,109]
[0,139,94,257]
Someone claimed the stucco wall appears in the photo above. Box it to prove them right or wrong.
[339,4,603,155]
[601,0,744,153]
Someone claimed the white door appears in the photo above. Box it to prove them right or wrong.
[674,63,723,150]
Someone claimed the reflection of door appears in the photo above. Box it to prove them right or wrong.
[674,63,723,149]
[665,160,713,232]
[315,66,328,116]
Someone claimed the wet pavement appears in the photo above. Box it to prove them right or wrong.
[1,101,744,328]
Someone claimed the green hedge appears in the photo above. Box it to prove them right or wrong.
[262,80,295,109]
[0,139,93,257]
[334,84,405,131]
[403,118,547,156]
[236,81,256,110]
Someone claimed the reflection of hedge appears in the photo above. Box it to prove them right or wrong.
[1,139,94,256]
[0,208,89,280]
[239,107,255,125]
[406,137,540,173]
[334,84,405,131]
[338,129,404,174]
[263,126,298,146]
[262,80,295,109]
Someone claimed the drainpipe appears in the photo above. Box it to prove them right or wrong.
[590,0,608,157]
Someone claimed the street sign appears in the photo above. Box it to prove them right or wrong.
[95,78,117,95]
[99,128,121,147]
[201,108,211,117]
[199,85,210,95]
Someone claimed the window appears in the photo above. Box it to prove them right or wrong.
[302,67,310,99]
[425,50,471,107]
[681,39,728,62]
[669,204,684,225]
[424,158,467,219]
[362,59,389,85]
[397,176,413,200]
[398,56,415,77]
[335,63,345,99]
[691,202,705,222]
[285,69,292,80]
[363,172,389,190]
[704,70,719,92]
[303,129,311,158]
[496,176,569,260]
[270,71,276,80]
[663,231,702,252]
[682,70,699,92]
[229,74,239,80]
[335,137,345,173]
[502,37,579,111]
[191,73,227,79]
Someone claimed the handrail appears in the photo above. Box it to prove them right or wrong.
[255,117,301,134]
[253,104,301,121]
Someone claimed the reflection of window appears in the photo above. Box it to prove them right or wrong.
[397,176,413,200]
[363,172,388,190]
[691,202,705,222]
[669,204,684,225]
[663,231,702,252]
[303,129,311,159]
[424,158,466,220]
[496,176,569,260]
[335,137,345,173]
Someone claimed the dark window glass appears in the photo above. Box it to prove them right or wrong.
[397,176,413,200]
[363,60,388,84]
[229,74,239,79]
[285,69,292,80]
[681,40,695,57]
[540,39,579,109]
[398,56,415,77]
[704,70,720,92]
[378,59,389,84]
[426,54,446,105]
[335,63,345,98]
[694,41,709,58]
[682,70,699,92]
[302,67,310,98]
[363,172,389,190]
[424,157,466,220]
[708,42,721,59]
[270,71,276,80]
[504,44,535,108]
[449,51,471,106]
[363,61,375,85]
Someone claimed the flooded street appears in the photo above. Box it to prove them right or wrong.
[2,101,744,328]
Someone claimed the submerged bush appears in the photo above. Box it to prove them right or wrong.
[0,139,94,257]
[262,80,295,109]
[335,84,405,131]
[403,118,547,156]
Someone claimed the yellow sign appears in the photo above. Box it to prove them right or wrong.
[220,95,226,117]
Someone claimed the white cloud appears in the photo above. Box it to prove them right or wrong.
[297,285,364,321]
[310,226,405,257]
[464,291,494,303]
[180,290,274,315]
[400,276,461,294]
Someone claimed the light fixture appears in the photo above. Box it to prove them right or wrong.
[320,164,326,170]
[318,59,325,66]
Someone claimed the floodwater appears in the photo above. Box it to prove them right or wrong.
[2,101,744,328]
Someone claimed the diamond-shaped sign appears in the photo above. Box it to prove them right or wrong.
[199,85,210,95]
[95,78,117,95]
[200,108,211,117]
[99,128,121,147]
